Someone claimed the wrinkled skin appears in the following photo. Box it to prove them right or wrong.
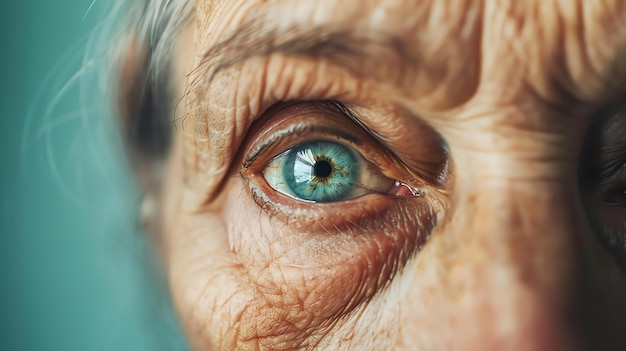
[157,0,626,350]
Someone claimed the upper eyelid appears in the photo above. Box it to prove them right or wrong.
[242,101,379,169]
[318,101,385,140]
[599,159,626,187]
[585,109,626,181]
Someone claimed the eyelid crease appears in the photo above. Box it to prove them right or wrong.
[595,143,626,184]
[322,100,386,142]
[599,157,626,181]
[243,122,365,170]
[242,101,375,170]
[328,101,450,186]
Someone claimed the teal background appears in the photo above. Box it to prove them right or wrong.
[1,1,188,350]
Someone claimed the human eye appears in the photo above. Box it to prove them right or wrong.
[580,106,626,265]
[241,101,433,211]
[263,139,397,203]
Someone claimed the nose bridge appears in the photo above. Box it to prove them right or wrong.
[439,117,583,298]
[397,176,584,350]
[459,179,578,292]
[458,179,580,347]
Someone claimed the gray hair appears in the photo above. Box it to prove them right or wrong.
[115,0,194,191]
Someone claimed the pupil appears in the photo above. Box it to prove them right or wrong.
[314,160,332,178]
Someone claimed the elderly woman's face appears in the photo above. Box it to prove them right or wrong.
[158,0,626,349]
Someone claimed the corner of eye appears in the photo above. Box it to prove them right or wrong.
[240,157,258,174]
[238,170,260,189]
[387,180,427,198]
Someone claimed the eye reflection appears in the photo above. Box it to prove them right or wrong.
[264,140,393,203]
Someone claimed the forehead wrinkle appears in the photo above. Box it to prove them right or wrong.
[480,0,626,110]
[552,0,626,104]
[194,23,415,92]
[189,0,482,109]
[575,0,626,101]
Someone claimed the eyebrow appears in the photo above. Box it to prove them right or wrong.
[193,21,420,88]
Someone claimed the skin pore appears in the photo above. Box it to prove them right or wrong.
[145,0,626,350]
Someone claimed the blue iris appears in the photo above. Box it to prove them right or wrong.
[283,141,360,202]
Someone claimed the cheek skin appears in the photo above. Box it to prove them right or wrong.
[163,135,626,351]
[209,175,439,348]
[397,183,579,350]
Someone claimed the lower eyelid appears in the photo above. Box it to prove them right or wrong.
[241,181,438,257]
[248,173,434,234]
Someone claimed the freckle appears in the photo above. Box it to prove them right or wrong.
[468,193,477,205]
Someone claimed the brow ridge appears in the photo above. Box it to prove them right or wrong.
[194,20,419,87]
